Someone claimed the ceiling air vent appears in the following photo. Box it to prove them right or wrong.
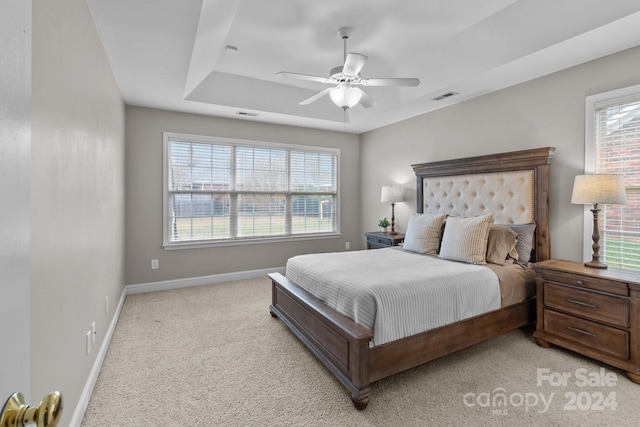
[236,111,258,117]
[431,91,458,101]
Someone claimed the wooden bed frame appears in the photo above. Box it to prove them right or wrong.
[269,147,555,409]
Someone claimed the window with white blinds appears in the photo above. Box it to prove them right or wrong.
[163,132,339,248]
[586,86,640,270]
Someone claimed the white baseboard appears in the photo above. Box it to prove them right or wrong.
[69,286,127,427]
[125,266,285,295]
[68,266,284,426]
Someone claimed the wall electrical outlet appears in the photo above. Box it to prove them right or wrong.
[151,259,159,269]
[345,242,350,250]
[91,321,96,343]
[86,331,92,355]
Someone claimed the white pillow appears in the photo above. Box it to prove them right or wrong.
[439,213,493,264]
[403,213,447,254]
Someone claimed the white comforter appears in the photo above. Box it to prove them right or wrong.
[286,248,501,346]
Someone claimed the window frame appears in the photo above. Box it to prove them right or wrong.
[162,132,341,249]
[584,83,640,266]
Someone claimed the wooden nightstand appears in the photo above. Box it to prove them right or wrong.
[364,231,405,249]
[532,259,640,383]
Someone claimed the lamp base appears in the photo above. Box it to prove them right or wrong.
[388,231,398,235]
[584,259,607,269]
[585,205,607,269]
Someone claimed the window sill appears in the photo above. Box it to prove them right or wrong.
[163,232,342,250]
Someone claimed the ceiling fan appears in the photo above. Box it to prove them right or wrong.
[277,27,420,111]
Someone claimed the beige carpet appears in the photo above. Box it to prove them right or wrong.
[82,277,640,426]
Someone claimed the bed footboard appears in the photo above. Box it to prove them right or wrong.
[268,272,374,409]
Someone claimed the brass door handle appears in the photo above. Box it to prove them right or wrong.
[1,391,63,427]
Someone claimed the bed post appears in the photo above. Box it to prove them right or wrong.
[533,158,553,262]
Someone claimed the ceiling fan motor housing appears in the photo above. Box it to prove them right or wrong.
[330,65,356,82]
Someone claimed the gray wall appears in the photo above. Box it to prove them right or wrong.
[125,107,360,285]
[360,45,640,263]
[30,0,125,425]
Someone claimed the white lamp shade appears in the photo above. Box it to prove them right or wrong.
[381,185,403,203]
[571,174,627,205]
[329,82,362,109]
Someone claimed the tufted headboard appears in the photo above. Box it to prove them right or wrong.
[411,147,555,262]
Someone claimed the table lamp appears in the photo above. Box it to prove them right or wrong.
[380,185,403,235]
[571,174,626,269]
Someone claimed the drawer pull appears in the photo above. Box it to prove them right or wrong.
[567,326,596,337]
[566,298,597,309]
[576,280,583,285]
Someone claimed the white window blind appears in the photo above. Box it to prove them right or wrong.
[591,95,640,270]
[163,133,339,247]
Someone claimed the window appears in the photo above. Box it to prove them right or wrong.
[585,85,640,270]
[163,132,339,248]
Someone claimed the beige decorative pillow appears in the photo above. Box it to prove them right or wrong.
[486,225,518,265]
[439,213,493,264]
[403,213,448,255]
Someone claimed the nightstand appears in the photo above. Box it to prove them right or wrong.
[364,231,405,249]
[532,259,640,383]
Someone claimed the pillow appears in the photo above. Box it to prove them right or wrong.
[402,213,448,255]
[486,225,518,265]
[507,223,537,263]
[439,213,493,264]
[507,245,519,263]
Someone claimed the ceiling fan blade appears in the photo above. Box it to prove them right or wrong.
[355,88,377,108]
[298,88,332,105]
[342,53,367,76]
[277,71,331,84]
[360,77,420,87]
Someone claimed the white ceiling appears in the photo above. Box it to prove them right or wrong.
[86,0,640,134]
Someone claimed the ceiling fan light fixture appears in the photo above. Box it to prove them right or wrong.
[329,82,362,109]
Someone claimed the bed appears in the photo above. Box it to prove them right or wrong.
[268,147,555,409]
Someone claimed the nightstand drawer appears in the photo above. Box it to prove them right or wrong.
[364,232,404,249]
[544,283,629,328]
[368,236,393,246]
[544,309,629,359]
[541,270,628,296]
